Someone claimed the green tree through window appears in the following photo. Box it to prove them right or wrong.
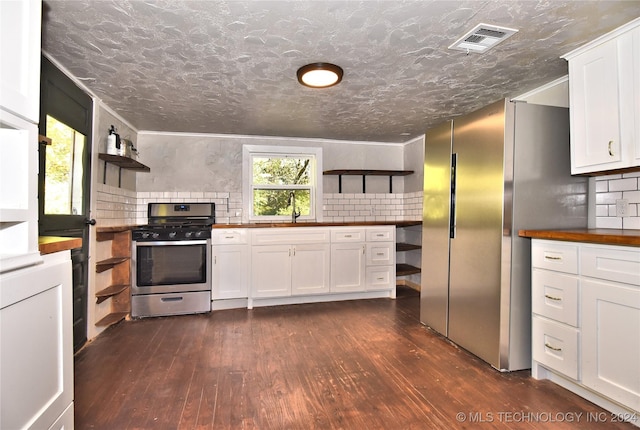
[252,156,312,217]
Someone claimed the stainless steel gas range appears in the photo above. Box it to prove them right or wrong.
[131,203,214,318]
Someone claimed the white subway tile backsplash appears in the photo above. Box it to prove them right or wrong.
[609,178,638,192]
[595,173,640,230]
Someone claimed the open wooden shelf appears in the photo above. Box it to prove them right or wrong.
[95,312,128,327]
[397,242,421,252]
[98,153,150,171]
[95,257,129,273]
[95,284,130,304]
[396,263,421,277]
[323,169,414,193]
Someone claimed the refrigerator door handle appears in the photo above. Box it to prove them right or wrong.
[450,153,457,239]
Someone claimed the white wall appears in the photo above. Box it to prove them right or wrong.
[135,132,406,194]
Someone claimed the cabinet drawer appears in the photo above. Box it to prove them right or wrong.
[366,242,394,266]
[580,245,640,286]
[366,265,394,290]
[532,315,579,380]
[331,228,366,243]
[366,227,394,242]
[211,229,248,245]
[532,269,579,327]
[532,240,578,274]
[251,228,330,245]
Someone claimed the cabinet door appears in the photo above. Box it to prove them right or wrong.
[581,278,640,412]
[0,254,73,430]
[568,32,633,173]
[251,245,291,298]
[0,0,41,123]
[331,243,366,293]
[212,245,249,299]
[291,244,330,295]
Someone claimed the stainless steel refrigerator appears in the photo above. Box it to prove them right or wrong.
[420,99,588,371]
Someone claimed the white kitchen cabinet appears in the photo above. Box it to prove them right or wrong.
[0,0,41,123]
[531,241,580,380]
[331,228,366,293]
[582,278,640,412]
[0,0,41,274]
[0,251,74,430]
[580,244,640,413]
[251,228,330,298]
[252,244,292,297]
[563,18,640,175]
[365,227,395,291]
[212,229,249,301]
[531,239,640,421]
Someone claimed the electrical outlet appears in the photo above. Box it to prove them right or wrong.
[616,199,629,217]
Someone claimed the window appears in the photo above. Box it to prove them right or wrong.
[243,145,323,222]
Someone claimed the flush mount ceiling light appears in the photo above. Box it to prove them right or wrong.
[449,23,519,54]
[297,63,343,88]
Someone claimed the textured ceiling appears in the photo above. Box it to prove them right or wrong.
[42,1,640,143]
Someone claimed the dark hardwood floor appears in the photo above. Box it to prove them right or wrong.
[75,287,635,429]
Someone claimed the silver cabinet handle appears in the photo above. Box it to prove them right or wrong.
[345,234,352,238]
[545,343,562,352]
[362,245,365,255]
[544,294,561,301]
[608,140,614,156]
[224,236,234,239]
[544,255,562,261]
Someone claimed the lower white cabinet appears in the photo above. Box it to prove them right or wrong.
[531,239,640,421]
[212,229,250,300]
[251,228,331,298]
[0,251,74,430]
[248,226,396,301]
[581,277,640,412]
[331,243,365,292]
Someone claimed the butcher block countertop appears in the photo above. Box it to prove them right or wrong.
[518,229,640,247]
[213,220,422,229]
[97,220,422,233]
[39,236,83,255]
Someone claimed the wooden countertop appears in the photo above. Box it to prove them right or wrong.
[39,236,83,255]
[98,221,422,232]
[518,229,640,247]
[213,220,422,229]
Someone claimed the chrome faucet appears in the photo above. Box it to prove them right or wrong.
[288,191,301,223]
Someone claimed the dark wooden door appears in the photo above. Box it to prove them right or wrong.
[39,57,93,352]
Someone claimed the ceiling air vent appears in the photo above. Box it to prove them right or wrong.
[449,23,518,54]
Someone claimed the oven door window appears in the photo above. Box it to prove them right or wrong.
[136,243,207,286]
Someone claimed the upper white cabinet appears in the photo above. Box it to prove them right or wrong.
[0,0,41,123]
[0,0,41,273]
[563,18,640,175]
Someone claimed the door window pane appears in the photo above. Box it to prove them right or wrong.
[44,115,85,215]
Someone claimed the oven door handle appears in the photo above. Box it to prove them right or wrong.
[134,240,209,246]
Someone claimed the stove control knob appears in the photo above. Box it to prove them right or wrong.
[169,231,177,238]
[141,232,150,239]
[185,231,193,238]
[195,231,203,238]
[152,232,160,239]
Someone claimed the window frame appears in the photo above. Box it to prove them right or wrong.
[242,145,323,223]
